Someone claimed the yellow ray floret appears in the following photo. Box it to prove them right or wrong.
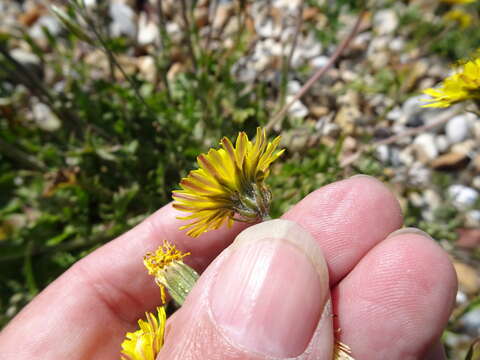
[422,58,480,108]
[441,0,475,4]
[173,127,284,237]
[120,306,166,360]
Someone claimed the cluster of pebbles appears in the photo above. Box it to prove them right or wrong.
[1,0,479,354]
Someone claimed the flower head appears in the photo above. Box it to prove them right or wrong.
[172,127,284,237]
[422,58,480,107]
[144,241,198,305]
[444,9,473,28]
[120,307,166,360]
[441,0,475,3]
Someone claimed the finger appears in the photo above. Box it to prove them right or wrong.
[283,175,403,285]
[0,203,249,360]
[332,229,457,360]
[159,220,334,360]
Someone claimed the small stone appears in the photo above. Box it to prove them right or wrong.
[302,7,319,21]
[460,308,480,336]
[310,56,329,68]
[474,154,480,173]
[29,15,62,38]
[473,176,480,189]
[286,95,308,119]
[435,135,450,153]
[334,105,361,135]
[32,102,61,131]
[373,9,398,35]
[310,105,329,118]
[413,133,438,163]
[424,189,442,210]
[389,37,405,52]
[109,2,136,38]
[451,139,476,156]
[430,152,469,171]
[453,262,480,295]
[376,144,391,163]
[137,56,156,83]
[448,184,479,209]
[465,210,480,228]
[446,114,472,143]
[137,14,158,45]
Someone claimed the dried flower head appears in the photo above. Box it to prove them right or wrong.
[172,127,284,237]
[120,307,166,360]
[144,240,198,305]
[422,58,480,108]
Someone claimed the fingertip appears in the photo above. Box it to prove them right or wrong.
[283,175,403,284]
[334,230,457,359]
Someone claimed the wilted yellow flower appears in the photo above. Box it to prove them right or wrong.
[144,240,198,305]
[444,9,473,28]
[172,127,284,237]
[422,58,480,107]
[120,307,166,360]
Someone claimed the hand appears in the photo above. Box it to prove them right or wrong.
[0,176,457,360]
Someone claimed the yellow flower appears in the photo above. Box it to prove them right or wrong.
[172,127,284,237]
[441,0,475,4]
[444,9,473,28]
[120,307,166,360]
[144,240,198,305]
[422,58,480,107]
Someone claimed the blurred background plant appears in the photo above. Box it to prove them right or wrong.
[1,0,480,358]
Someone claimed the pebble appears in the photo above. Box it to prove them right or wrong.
[32,102,61,131]
[286,95,308,118]
[448,184,479,209]
[454,262,480,295]
[373,9,399,35]
[459,308,480,336]
[109,2,136,38]
[29,15,62,39]
[413,133,438,162]
[465,210,480,228]
[137,14,158,45]
[431,152,469,171]
[446,114,472,143]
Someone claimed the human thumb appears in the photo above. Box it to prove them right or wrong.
[158,219,334,360]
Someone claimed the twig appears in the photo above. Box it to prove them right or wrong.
[205,0,220,52]
[156,0,172,100]
[340,107,462,168]
[179,0,198,71]
[265,9,367,133]
[277,0,305,111]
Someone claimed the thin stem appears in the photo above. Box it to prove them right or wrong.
[265,9,367,133]
[179,0,198,71]
[205,0,220,52]
[277,0,304,111]
[156,0,172,100]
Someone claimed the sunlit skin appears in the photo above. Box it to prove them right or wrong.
[0,176,457,360]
